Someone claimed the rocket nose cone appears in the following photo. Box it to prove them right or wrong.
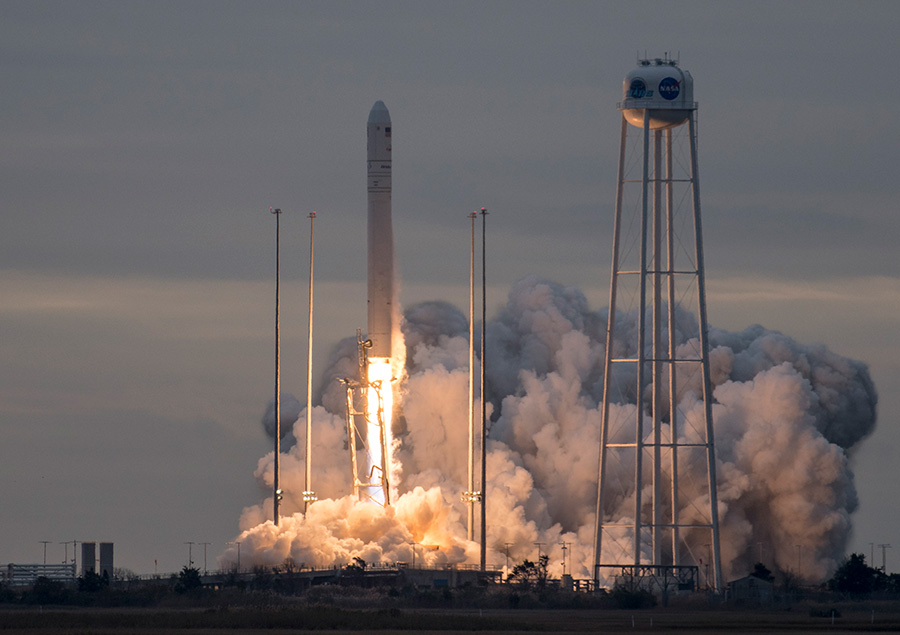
[368,100,391,124]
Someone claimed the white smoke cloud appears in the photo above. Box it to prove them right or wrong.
[220,276,877,584]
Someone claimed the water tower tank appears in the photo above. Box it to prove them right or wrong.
[620,58,694,129]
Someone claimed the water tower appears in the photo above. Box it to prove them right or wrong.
[592,56,723,592]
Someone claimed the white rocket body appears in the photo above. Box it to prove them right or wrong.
[367,101,393,358]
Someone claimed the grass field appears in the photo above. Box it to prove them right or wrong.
[3,604,900,633]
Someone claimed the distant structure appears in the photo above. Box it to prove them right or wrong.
[729,574,774,605]
[81,542,96,576]
[4,563,75,586]
[4,542,112,587]
[99,542,114,579]
[593,56,723,592]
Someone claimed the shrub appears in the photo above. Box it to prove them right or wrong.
[610,585,657,609]
[25,576,69,605]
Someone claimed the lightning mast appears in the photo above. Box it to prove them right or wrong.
[271,207,283,526]
[463,210,479,540]
[303,211,318,510]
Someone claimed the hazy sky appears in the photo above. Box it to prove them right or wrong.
[2,1,898,575]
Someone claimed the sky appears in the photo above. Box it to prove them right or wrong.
[1,0,898,576]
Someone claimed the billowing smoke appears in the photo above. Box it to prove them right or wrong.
[222,276,877,583]
[260,393,302,445]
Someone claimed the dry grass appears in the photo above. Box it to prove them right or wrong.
[3,600,900,633]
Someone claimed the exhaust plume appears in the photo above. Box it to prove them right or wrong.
[223,276,876,583]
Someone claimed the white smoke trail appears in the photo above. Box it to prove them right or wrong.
[222,276,876,583]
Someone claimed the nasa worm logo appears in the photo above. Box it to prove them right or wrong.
[629,79,647,99]
[658,77,681,100]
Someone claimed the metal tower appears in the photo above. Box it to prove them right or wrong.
[593,57,723,593]
[340,332,391,506]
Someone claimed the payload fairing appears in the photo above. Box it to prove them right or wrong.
[366,100,393,358]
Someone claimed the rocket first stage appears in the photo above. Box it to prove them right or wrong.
[367,100,393,357]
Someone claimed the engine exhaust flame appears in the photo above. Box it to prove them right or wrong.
[366,357,393,505]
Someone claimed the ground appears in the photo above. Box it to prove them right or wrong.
[3,603,900,633]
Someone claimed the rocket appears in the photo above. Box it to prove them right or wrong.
[366,100,393,358]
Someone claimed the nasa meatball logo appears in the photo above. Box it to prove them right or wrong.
[629,78,647,99]
[658,77,681,100]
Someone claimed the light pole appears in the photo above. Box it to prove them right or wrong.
[61,540,79,576]
[226,541,241,572]
[40,541,51,565]
[271,206,282,526]
[199,542,211,574]
[185,541,195,568]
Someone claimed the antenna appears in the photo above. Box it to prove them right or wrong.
[879,544,892,572]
